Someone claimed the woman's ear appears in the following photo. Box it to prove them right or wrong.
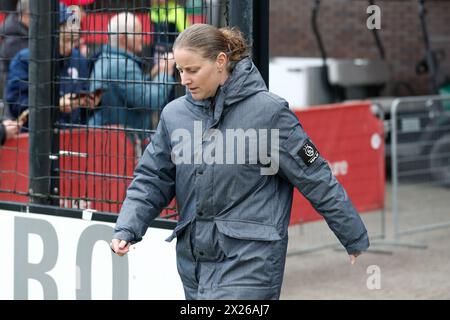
[216,52,228,72]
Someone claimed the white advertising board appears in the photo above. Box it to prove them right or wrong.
[0,209,184,300]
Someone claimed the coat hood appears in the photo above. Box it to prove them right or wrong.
[185,57,267,108]
[100,45,143,65]
[185,57,267,127]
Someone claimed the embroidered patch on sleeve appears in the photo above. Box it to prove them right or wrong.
[298,139,320,167]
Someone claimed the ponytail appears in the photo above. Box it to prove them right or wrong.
[219,27,249,62]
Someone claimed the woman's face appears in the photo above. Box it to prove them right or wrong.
[174,48,227,101]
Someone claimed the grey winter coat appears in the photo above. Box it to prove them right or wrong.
[114,57,369,300]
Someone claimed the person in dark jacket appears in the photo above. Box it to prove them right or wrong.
[0,0,29,101]
[111,24,370,300]
[5,3,91,129]
[149,0,189,68]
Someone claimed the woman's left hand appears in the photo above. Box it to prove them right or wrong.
[349,252,362,265]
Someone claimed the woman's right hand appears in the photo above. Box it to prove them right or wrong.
[110,238,131,256]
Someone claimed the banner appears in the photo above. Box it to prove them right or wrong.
[0,209,184,300]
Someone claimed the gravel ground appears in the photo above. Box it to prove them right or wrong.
[281,182,450,299]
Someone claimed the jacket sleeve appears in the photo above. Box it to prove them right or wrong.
[89,56,110,93]
[274,104,369,254]
[118,58,174,110]
[113,113,176,243]
[5,51,29,119]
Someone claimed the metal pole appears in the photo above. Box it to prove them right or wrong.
[228,0,269,87]
[418,0,438,93]
[228,0,253,47]
[391,98,400,239]
[29,0,57,204]
[368,0,386,60]
[252,0,269,88]
[312,0,327,64]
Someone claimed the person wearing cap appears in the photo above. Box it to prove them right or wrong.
[4,3,91,130]
[59,0,95,21]
[59,0,95,57]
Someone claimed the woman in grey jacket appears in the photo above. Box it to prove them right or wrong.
[111,24,370,300]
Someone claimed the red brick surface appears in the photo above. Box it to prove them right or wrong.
[269,0,450,95]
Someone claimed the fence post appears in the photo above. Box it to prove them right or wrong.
[228,0,269,87]
[29,0,57,204]
[252,0,269,88]
[390,99,400,240]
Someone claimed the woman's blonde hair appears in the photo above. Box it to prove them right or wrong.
[173,24,250,72]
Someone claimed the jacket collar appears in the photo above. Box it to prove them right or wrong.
[101,45,143,65]
[185,57,267,128]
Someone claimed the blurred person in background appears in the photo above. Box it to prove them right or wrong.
[150,0,189,79]
[87,12,175,138]
[150,0,189,37]
[59,0,96,57]
[5,3,91,130]
[0,0,29,102]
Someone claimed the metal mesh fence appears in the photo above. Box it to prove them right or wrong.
[0,0,227,217]
[390,96,450,237]
[393,99,450,187]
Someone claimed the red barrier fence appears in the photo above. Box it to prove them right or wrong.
[0,133,28,203]
[0,129,136,212]
[58,128,136,212]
